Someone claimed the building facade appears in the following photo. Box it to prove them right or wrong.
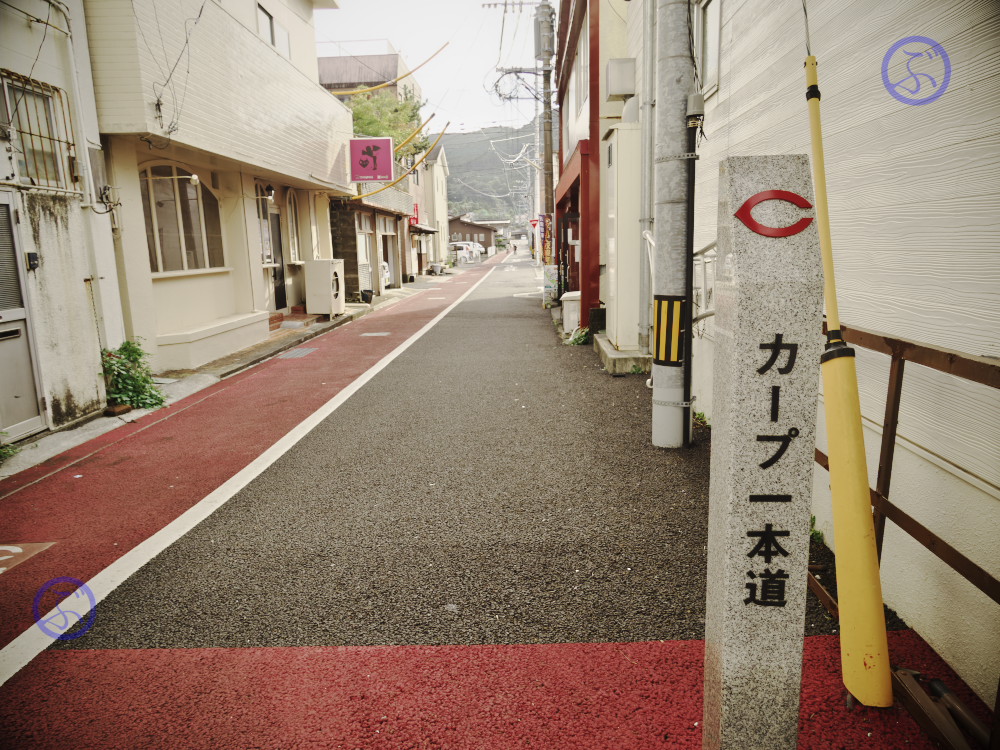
[448,215,497,250]
[554,0,628,330]
[423,144,450,264]
[86,0,352,371]
[1,0,125,439]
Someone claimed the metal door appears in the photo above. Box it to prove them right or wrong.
[0,194,44,441]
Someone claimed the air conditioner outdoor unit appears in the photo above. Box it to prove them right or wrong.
[304,259,346,316]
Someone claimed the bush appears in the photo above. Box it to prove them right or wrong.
[101,340,165,410]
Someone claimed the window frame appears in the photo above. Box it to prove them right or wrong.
[255,182,277,264]
[697,0,721,98]
[1,71,76,191]
[286,189,301,262]
[140,163,226,275]
[257,4,290,59]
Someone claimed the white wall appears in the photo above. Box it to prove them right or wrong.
[425,150,450,262]
[622,0,1000,704]
[562,8,590,164]
[86,0,353,370]
[85,0,353,191]
[1,0,124,429]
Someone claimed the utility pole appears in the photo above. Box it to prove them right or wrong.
[536,0,555,262]
[651,0,694,448]
[488,1,554,262]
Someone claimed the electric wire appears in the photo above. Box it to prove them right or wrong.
[6,3,52,126]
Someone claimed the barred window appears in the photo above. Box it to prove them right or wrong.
[140,165,225,273]
[1,71,76,190]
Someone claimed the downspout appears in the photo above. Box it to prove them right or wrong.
[650,0,693,448]
[638,0,656,352]
[682,93,704,446]
[45,0,96,208]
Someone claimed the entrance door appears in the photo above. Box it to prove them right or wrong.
[381,234,395,289]
[0,195,45,441]
[269,211,286,309]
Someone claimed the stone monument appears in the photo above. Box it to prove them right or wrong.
[703,155,824,749]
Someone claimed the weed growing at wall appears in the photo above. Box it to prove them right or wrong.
[0,432,19,465]
[564,327,590,346]
[101,340,165,410]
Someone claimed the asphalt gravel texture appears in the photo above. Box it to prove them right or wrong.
[59,255,842,650]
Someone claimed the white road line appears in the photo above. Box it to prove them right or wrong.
[0,265,498,687]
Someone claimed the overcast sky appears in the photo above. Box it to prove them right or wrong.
[314,0,541,133]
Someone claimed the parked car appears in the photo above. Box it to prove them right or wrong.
[449,241,484,263]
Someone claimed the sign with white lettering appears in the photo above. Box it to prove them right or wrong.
[350,137,394,182]
[703,156,824,750]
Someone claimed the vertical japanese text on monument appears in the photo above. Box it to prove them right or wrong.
[744,333,801,608]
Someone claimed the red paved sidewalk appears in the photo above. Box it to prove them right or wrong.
[0,259,497,651]
[0,631,990,749]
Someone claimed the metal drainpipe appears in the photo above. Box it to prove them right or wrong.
[45,0,96,208]
[682,94,704,447]
[637,0,656,352]
[651,0,693,448]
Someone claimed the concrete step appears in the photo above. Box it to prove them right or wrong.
[593,333,652,376]
[280,313,324,330]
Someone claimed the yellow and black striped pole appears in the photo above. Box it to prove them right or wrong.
[652,295,684,367]
[804,48,893,707]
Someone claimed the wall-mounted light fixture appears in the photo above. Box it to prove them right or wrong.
[144,173,200,184]
[265,184,275,201]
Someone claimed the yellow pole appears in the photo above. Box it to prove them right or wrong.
[805,55,893,707]
[395,114,435,154]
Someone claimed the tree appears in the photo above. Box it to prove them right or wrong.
[346,90,430,161]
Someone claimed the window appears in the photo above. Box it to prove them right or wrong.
[257,4,290,58]
[255,183,277,263]
[699,0,721,95]
[574,29,590,115]
[376,215,395,235]
[287,189,301,262]
[140,165,224,273]
[355,211,373,233]
[1,72,75,189]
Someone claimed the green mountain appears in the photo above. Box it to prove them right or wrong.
[436,119,543,223]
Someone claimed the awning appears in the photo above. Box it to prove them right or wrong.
[409,223,438,233]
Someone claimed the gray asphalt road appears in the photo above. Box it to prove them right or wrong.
[59,255,836,650]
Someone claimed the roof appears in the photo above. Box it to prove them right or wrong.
[317,54,400,87]
[409,223,438,233]
[448,216,498,232]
